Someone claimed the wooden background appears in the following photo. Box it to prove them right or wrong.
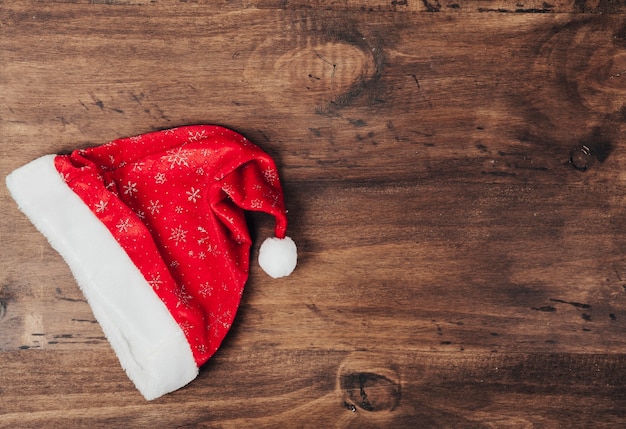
[2,0,626,427]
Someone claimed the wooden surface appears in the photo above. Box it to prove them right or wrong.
[2,1,626,427]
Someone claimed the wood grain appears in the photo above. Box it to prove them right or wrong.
[2,1,626,427]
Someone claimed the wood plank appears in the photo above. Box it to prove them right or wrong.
[14,0,626,13]
[3,1,626,426]
[1,350,625,427]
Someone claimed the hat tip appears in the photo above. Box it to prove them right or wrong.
[258,236,297,279]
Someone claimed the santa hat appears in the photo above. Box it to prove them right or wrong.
[5,125,297,400]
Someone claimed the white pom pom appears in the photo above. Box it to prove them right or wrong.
[258,236,297,278]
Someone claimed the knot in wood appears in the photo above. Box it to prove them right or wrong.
[570,144,594,171]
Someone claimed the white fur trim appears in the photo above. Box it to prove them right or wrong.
[6,155,198,400]
[258,236,297,278]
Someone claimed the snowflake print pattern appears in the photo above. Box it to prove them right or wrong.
[263,167,278,185]
[169,225,187,246]
[116,218,131,233]
[222,184,234,196]
[148,200,163,215]
[179,320,193,336]
[148,273,163,290]
[123,181,138,196]
[166,147,190,169]
[188,129,207,142]
[197,227,220,254]
[199,282,213,298]
[212,304,233,331]
[197,226,209,244]
[95,200,108,213]
[51,125,286,368]
[175,285,193,308]
[154,172,166,184]
[186,187,201,203]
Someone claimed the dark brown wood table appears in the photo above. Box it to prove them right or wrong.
[2,1,626,427]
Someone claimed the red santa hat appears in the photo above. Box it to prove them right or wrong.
[5,125,297,400]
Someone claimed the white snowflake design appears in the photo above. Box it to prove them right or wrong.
[179,320,193,335]
[250,199,264,209]
[116,218,131,233]
[263,168,278,185]
[197,227,219,254]
[148,273,163,290]
[175,206,184,214]
[175,285,193,308]
[199,282,213,298]
[186,187,201,203]
[211,304,233,331]
[148,200,163,215]
[95,200,108,213]
[169,225,187,246]
[166,147,190,169]
[154,172,167,184]
[197,226,209,245]
[268,192,280,207]
[188,129,207,142]
[222,184,234,196]
[123,181,138,196]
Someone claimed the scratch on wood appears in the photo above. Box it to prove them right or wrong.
[55,296,87,303]
[257,129,270,142]
[72,318,98,323]
[411,74,421,89]
[0,299,7,322]
[313,50,336,78]
[306,303,321,314]
[549,298,591,309]
[532,305,557,312]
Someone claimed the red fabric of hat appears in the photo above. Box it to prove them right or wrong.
[6,125,297,400]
